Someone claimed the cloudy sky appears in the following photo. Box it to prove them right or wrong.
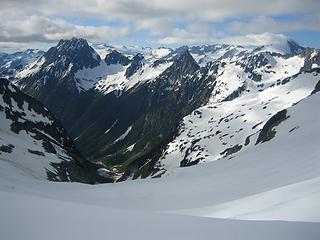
[1,0,320,52]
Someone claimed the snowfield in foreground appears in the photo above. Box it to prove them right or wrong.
[1,92,320,239]
[1,189,320,240]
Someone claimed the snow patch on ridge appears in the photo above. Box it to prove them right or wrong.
[74,59,172,94]
[114,126,132,144]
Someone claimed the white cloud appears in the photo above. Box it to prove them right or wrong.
[157,32,296,48]
[157,27,211,45]
[0,15,129,49]
[228,16,320,34]
[0,0,319,50]
[220,32,291,46]
[54,0,320,22]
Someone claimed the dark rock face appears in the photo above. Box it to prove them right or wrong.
[287,40,305,54]
[256,109,289,144]
[220,144,243,158]
[0,144,15,153]
[0,78,108,183]
[311,80,320,95]
[167,49,200,76]
[53,38,101,69]
[238,53,270,82]
[224,84,246,102]
[125,53,144,78]
[105,50,130,66]
[180,138,203,167]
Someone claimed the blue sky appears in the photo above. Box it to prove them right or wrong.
[0,0,319,52]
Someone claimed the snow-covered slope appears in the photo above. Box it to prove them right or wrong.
[1,188,319,240]
[155,41,319,173]
[251,39,305,55]
[159,68,320,172]
[74,52,173,94]
[210,53,305,102]
[0,78,101,183]
[72,43,174,94]
[2,186,319,240]
[189,44,250,66]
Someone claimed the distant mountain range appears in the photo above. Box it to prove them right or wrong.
[0,37,319,181]
[0,49,44,79]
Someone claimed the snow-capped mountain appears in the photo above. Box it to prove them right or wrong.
[0,49,44,79]
[0,78,109,183]
[154,43,320,174]
[6,36,320,179]
[158,69,320,173]
[250,39,305,55]
[16,38,100,92]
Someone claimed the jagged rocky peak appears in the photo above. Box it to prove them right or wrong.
[16,37,102,91]
[153,47,201,91]
[287,40,305,54]
[171,47,199,73]
[44,37,101,69]
[175,47,196,61]
[105,50,130,66]
[57,38,90,51]
[132,53,144,62]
